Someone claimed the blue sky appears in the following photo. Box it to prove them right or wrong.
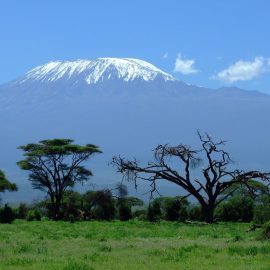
[1,0,270,93]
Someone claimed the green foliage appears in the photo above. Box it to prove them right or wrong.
[188,205,203,221]
[261,221,270,240]
[62,190,84,220]
[133,209,147,220]
[84,190,116,220]
[124,196,144,207]
[26,209,41,221]
[216,195,254,222]
[17,203,28,219]
[117,199,132,221]
[147,197,189,222]
[147,200,161,222]
[253,195,270,224]
[0,170,17,193]
[163,197,189,222]
[0,204,15,223]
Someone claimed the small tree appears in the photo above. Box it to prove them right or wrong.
[112,132,269,223]
[0,204,15,223]
[147,200,161,222]
[17,139,101,220]
[0,170,17,194]
[90,190,116,220]
[118,199,132,221]
[163,197,189,222]
[17,203,28,219]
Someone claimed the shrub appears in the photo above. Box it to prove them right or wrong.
[0,204,15,223]
[89,190,116,220]
[147,200,161,222]
[253,195,270,224]
[118,200,132,221]
[17,203,28,219]
[188,205,203,221]
[261,221,270,240]
[164,198,188,222]
[216,196,254,222]
[26,209,41,221]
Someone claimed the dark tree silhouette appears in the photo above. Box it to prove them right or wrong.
[17,139,101,220]
[112,132,269,223]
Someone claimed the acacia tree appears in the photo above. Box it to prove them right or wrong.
[17,139,101,220]
[112,132,269,223]
[0,170,17,194]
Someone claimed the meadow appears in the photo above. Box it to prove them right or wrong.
[0,220,269,270]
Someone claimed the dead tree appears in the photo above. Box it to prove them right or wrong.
[112,131,269,223]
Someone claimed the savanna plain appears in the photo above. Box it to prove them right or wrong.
[0,220,269,270]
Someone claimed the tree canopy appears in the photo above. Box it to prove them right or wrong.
[0,170,17,193]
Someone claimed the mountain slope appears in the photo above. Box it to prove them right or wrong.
[0,57,270,202]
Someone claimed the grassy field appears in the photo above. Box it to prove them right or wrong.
[0,220,269,270]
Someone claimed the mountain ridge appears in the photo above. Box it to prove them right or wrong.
[12,57,176,86]
[0,57,268,100]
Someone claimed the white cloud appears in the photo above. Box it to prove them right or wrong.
[163,52,168,59]
[214,57,269,83]
[174,54,199,75]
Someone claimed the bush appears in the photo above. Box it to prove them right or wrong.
[133,209,147,220]
[164,198,188,222]
[26,209,41,221]
[216,196,254,222]
[147,200,161,222]
[0,204,15,223]
[118,200,132,221]
[17,203,28,219]
[89,190,116,220]
[261,221,270,240]
[253,195,270,224]
[188,205,203,221]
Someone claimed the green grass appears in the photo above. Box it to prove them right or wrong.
[0,220,269,270]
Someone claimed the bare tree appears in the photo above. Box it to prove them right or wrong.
[112,131,269,223]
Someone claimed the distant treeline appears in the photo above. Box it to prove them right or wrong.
[1,182,270,225]
[1,135,270,226]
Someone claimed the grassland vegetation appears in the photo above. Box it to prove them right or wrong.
[0,220,270,270]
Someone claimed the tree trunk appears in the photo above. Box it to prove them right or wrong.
[201,204,215,223]
[54,195,63,220]
[53,202,61,220]
[49,195,62,221]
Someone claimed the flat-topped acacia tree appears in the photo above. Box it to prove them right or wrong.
[17,139,101,220]
[112,132,270,223]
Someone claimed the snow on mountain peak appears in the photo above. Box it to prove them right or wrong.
[17,57,176,85]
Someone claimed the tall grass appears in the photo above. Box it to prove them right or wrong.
[0,220,269,270]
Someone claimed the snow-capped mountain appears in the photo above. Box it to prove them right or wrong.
[15,58,175,85]
[1,57,270,202]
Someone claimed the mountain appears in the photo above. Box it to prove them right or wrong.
[0,57,270,202]
[15,58,175,85]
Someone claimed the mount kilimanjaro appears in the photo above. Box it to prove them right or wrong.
[0,57,270,202]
